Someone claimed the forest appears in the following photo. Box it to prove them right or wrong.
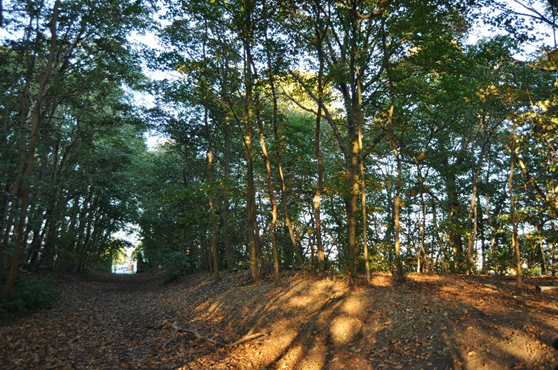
[1,0,558,299]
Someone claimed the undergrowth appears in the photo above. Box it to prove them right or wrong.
[0,272,60,325]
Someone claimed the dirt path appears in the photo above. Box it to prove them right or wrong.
[1,271,557,369]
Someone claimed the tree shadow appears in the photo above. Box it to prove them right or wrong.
[2,270,556,370]
[177,272,558,370]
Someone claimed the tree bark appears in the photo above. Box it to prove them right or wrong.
[255,96,280,283]
[2,0,60,299]
[508,118,521,293]
[270,88,305,271]
[204,105,220,283]
[312,11,326,273]
[382,23,404,282]
[359,127,370,283]
[222,121,235,270]
[242,12,260,281]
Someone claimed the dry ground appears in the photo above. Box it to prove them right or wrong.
[1,270,557,370]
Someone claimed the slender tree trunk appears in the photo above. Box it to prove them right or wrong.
[358,128,370,283]
[552,222,556,277]
[466,123,495,274]
[418,191,428,273]
[313,89,325,274]
[77,211,95,274]
[71,195,93,272]
[82,222,103,274]
[255,96,280,283]
[1,9,39,254]
[539,238,548,275]
[242,26,260,281]
[222,121,235,270]
[392,146,405,282]
[381,22,405,282]
[537,225,548,275]
[312,8,326,273]
[270,93,305,271]
[508,119,521,293]
[204,105,220,283]
[386,120,405,281]
[445,170,463,273]
[431,197,447,273]
[466,172,480,274]
[2,0,60,299]
[479,193,487,273]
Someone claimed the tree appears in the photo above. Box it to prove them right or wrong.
[1,0,154,297]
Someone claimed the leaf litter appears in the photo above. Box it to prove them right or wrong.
[0,271,557,369]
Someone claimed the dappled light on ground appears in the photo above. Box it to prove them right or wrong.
[341,296,365,316]
[329,315,362,345]
[368,274,394,288]
[0,271,557,369]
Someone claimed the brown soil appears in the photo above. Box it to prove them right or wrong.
[1,271,557,369]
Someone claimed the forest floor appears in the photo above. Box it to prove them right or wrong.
[1,270,558,370]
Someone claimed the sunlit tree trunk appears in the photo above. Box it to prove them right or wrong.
[417,194,427,273]
[508,117,521,293]
[359,128,370,283]
[270,90,305,271]
[552,223,556,277]
[391,133,405,282]
[255,96,280,283]
[535,224,548,275]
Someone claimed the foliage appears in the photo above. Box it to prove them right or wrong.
[0,273,60,325]
[2,0,558,288]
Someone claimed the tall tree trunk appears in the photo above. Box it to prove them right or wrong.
[479,193,487,273]
[418,192,428,273]
[255,96,280,283]
[77,210,96,274]
[508,118,521,293]
[1,8,40,256]
[2,0,59,299]
[392,137,405,282]
[222,120,235,270]
[445,169,463,273]
[382,23,405,282]
[314,120,325,273]
[359,127,370,283]
[466,170,480,274]
[312,6,326,274]
[466,119,496,274]
[204,105,220,283]
[242,20,260,281]
[344,79,362,278]
[270,92,305,271]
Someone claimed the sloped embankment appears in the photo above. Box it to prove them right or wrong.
[0,271,557,369]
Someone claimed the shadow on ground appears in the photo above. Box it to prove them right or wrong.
[0,271,557,370]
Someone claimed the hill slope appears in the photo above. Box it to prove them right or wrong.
[1,271,557,369]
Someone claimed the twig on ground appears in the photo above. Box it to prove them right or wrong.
[161,320,265,348]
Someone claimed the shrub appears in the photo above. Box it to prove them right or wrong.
[0,272,60,325]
